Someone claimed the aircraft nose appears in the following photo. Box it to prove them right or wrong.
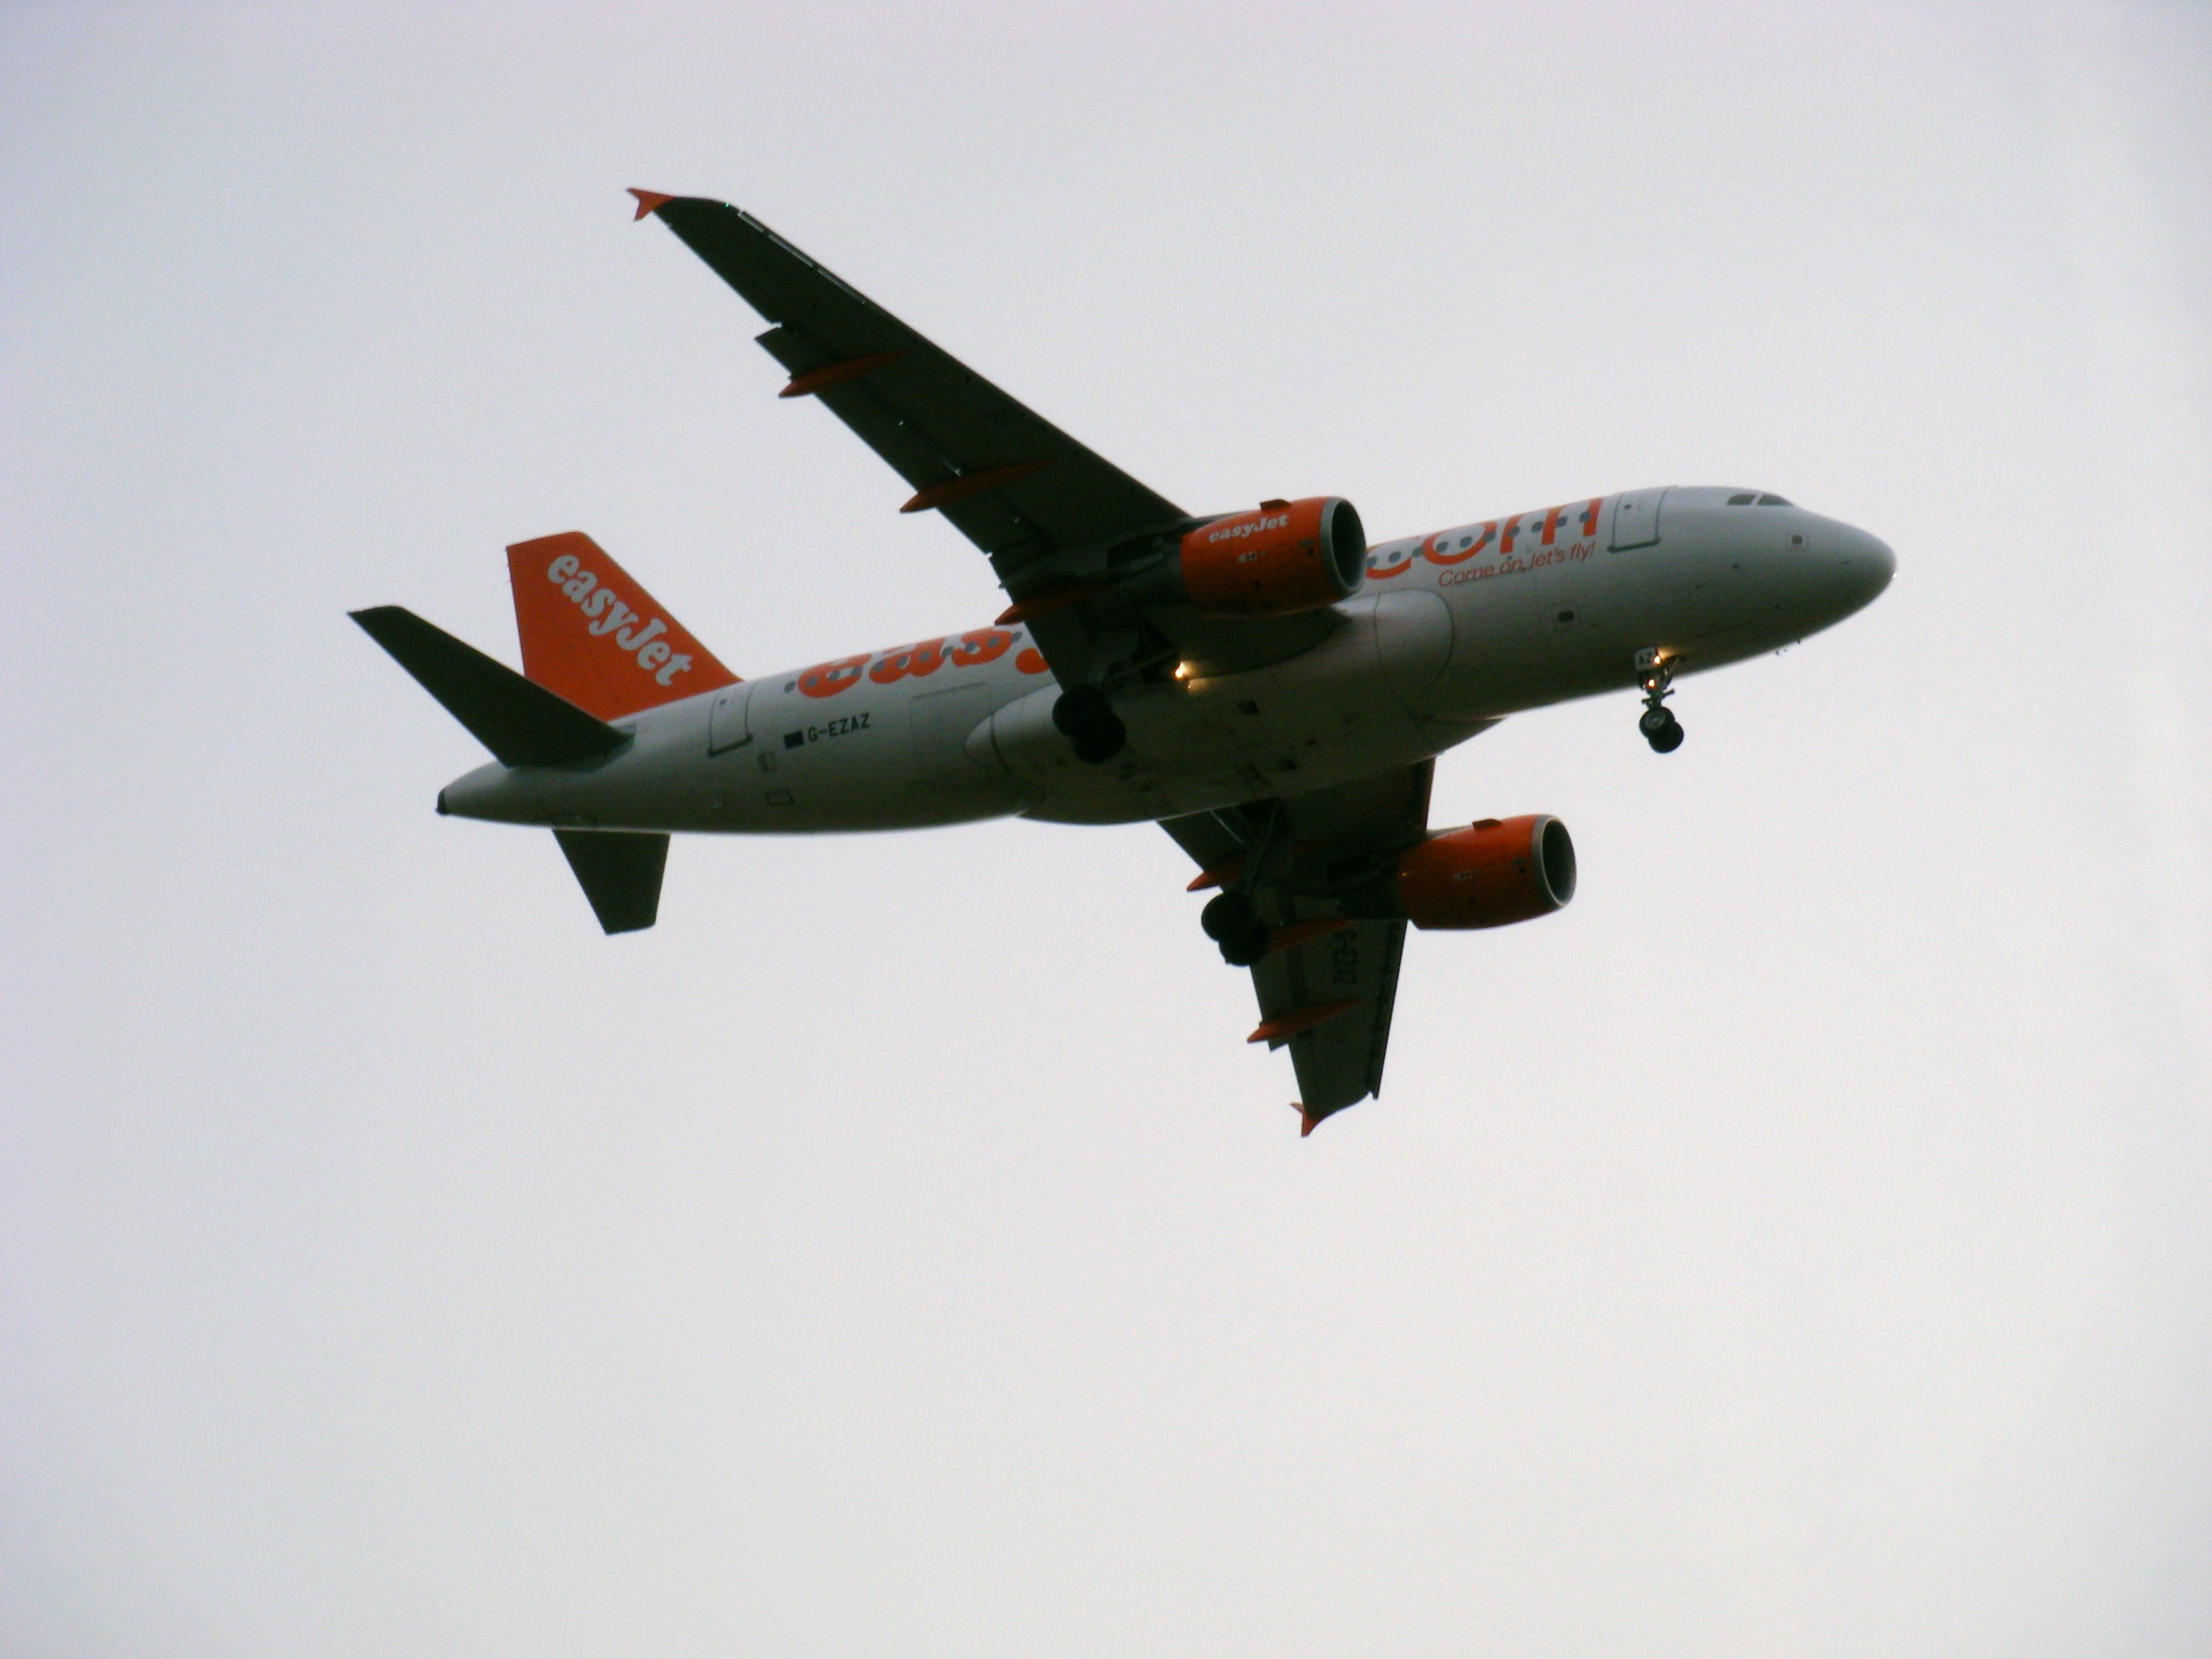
[1824,519,1895,615]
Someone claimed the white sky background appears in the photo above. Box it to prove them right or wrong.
[3,2,2208,1654]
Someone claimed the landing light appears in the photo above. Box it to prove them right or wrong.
[1174,662,1193,680]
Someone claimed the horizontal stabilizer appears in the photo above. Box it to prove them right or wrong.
[553,830,668,934]
[350,606,628,768]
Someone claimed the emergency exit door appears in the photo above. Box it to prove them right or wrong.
[707,681,753,754]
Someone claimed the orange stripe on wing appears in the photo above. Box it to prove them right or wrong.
[1247,1000,1361,1045]
[779,352,903,398]
[1263,918,1350,957]
[900,461,1050,514]
[996,580,1108,626]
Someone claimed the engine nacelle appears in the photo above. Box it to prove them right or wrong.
[1346,815,1576,930]
[1127,497,1366,618]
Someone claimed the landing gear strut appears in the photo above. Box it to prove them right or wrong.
[1052,684,1126,764]
[1635,648,1684,753]
[1198,802,1286,967]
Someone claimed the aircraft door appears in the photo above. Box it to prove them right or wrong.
[1609,488,1668,551]
[707,680,754,754]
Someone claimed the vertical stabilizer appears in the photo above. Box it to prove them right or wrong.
[506,532,737,720]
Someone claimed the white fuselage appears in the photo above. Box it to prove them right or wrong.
[438,487,1895,834]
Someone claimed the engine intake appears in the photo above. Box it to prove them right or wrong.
[1128,497,1366,618]
[1346,815,1576,930]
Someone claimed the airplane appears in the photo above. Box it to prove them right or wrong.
[352,189,1896,1135]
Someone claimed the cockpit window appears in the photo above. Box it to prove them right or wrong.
[1755,493,1792,506]
[1726,492,1757,506]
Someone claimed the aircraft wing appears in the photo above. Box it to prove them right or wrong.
[633,191,1190,581]
[1161,760,1434,1134]
[632,192,1345,686]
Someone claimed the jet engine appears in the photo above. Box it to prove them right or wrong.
[1345,815,1576,930]
[1125,497,1366,618]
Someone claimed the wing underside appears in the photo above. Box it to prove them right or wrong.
[634,192,1339,685]
[639,194,1186,578]
[1162,761,1433,1132]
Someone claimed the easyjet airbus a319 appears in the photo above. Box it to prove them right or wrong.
[355,190,1895,1134]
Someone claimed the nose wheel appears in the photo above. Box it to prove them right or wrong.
[1052,684,1126,764]
[1635,649,1684,753]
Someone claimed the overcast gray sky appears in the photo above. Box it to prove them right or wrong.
[4,3,2209,1655]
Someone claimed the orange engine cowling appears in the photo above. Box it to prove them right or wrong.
[1165,497,1366,618]
[1351,815,1576,930]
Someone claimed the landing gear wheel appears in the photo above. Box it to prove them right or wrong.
[1052,684,1110,736]
[1633,647,1681,754]
[1052,685,1126,764]
[1201,890,1258,943]
[1069,712,1126,764]
[1219,916,1274,968]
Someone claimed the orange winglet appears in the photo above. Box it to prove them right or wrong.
[780,352,903,398]
[996,580,1109,626]
[1263,918,1350,957]
[1299,1104,1321,1136]
[1247,1000,1361,1045]
[628,188,674,220]
[900,460,1050,514]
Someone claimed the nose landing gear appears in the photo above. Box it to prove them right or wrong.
[1052,684,1127,764]
[1635,649,1684,753]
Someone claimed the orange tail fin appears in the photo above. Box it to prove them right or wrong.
[505,533,737,720]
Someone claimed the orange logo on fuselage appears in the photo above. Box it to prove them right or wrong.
[799,628,1041,698]
[1361,498,1609,581]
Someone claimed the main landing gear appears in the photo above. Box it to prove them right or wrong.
[1052,684,1126,764]
[1635,648,1684,753]
[1200,889,1273,968]
[1198,802,1286,967]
